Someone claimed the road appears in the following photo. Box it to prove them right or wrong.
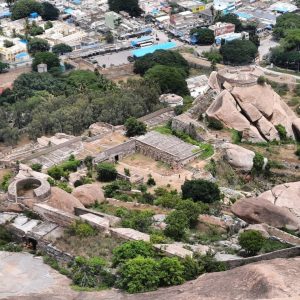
[258,35,279,59]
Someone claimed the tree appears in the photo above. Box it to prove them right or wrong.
[11,0,43,20]
[112,240,154,267]
[190,28,214,45]
[29,25,44,36]
[124,117,147,137]
[121,210,154,233]
[181,179,221,203]
[32,52,60,71]
[0,61,9,73]
[164,210,189,241]
[175,199,202,227]
[273,13,300,40]
[145,65,190,96]
[158,257,185,287]
[238,230,264,255]
[216,13,242,32]
[30,163,42,172]
[3,40,14,48]
[108,0,142,17]
[52,43,73,55]
[105,31,114,44]
[96,162,117,182]
[154,190,181,208]
[71,256,114,288]
[118,257,160,293]
[133,50,189,76]
[41,2,59,20]
[28,38,50,55]
[220,40,258,65]
[47,165,65,180]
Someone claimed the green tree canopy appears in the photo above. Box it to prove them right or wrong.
[145,65,189,96]
[28,38,50,55]
[112,240,154,267]
[108,0,142,17]
[52,43,73,55]
[273,13,300,40]
[190,28,214,45]
[158,257,185,287]
[220,40,258,65]
[11,0,43,20]
[0,61,9,73]
[96,162,117,182]
[32,51,60,71]
[124,117,146,137]
[41,2,59,20]
[133,50,189,76]
[238,230,264,255]
[118,256,160,293]
[164,210,189,241]
[181,179,221,203]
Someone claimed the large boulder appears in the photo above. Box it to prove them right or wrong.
[72,183,105,207]
[259,181,300,218]
[256,116,280,141]
[206,90,251,131]
[231,84,276,118]
[241,125,266,143]
[208,71,221,92]
[48,187,84,213]
[231,197,300,230]
[222,143,255,171]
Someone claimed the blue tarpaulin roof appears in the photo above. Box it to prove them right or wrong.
[29,12,39,18]
[132,42,177,57]
[15,52,28,59]
[64,8,73,14]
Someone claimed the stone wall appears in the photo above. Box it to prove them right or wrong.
[33,203,78,227]
[135,140,180,167]
[8,177,51,202]
[138,107,173,123]
[94,140,136,163]
[225,246,300,269]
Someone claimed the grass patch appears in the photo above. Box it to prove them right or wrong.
[261,239,291,253]
[154,125,173,135]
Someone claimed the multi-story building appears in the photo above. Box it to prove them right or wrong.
[209,22,235,37]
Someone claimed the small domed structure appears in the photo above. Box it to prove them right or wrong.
[159,94,183,107]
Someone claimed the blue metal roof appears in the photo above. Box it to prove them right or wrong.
[132,42,177,57]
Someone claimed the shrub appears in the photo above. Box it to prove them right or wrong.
[0,173,12,192]
[146,175,156,186]
[257,76,266,85]
[164,210,189,241]
[121,210,154,233]
[158,257,185,287]
[103,180,131,198]
[295,147,300,159]
[181,179,221,203]
[57,181,72,193]
[72,256,114,288]
[231,129,242,144]
[154,191,181,208]
[181,256,204,280]
[175,199,203,228]
[74,179,83,187]
[251,152,265,175]
[238,230,264,255]
[207,118,223,130]
[30,163,42,172]
[118,256,160,293]
[138,192,154,205]
[96,162,117,182]
[68,220,96,238]
[124,168,130,176]
[124,117,147,137]
[112,240,154,267]
[47,165,65,180]
[0,225,12,246]
[275,124,287,141]
[199,252,227,272]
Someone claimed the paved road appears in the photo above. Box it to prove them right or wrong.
[258,35,279,59]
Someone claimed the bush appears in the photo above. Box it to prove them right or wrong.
[181,256,204,280]
[124,117,147,137]
[30,163,42,172]
[121,210,154,233]
[138,192,154,205]
[103,180,131,198]
[74,179,83,187]
[124,168,130,176]
[175,199,203,228]
[181,179,221,203]
[96,162,117,182]
[112,240,154,267]
[146,175,156,186]
[118,256,160,293]
[0,173,12,192]
[251,152,265,175]
[47,165,65,180]
[158,257,185,287]
[207,118,223,130]
[164,210,189,241]
[154,191,181,208]
[72,256,114,288]
[68,220,96,238]
[238,230,264,255]
[275,124,287,141]
[295,147,300,159]
[0,225,12,246]
[257,76,266,85]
